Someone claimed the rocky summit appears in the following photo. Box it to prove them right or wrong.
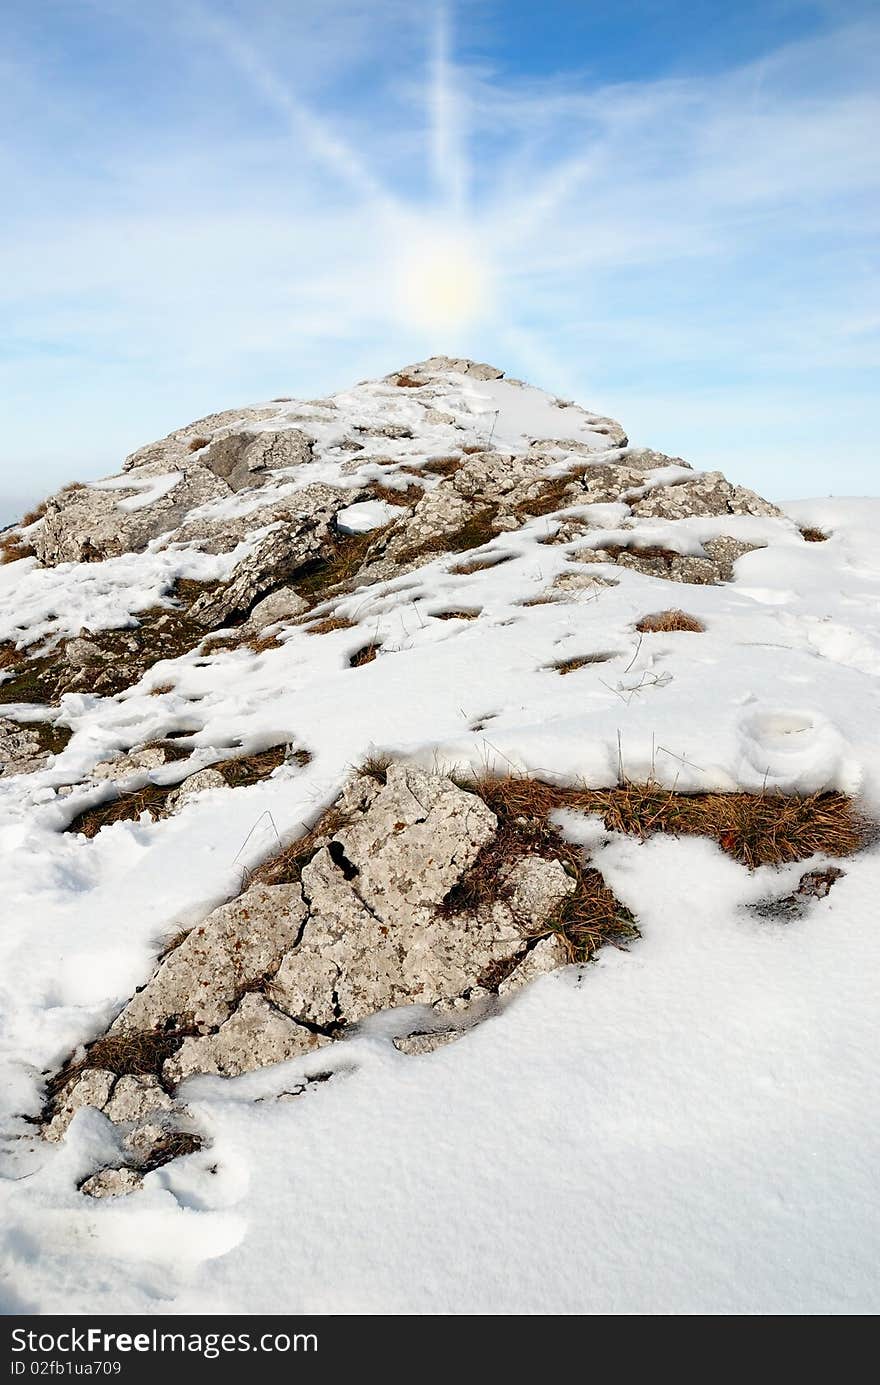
[0,357,877,1312]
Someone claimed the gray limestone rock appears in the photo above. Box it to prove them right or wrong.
[164,993,327,1083]
[44,1069,116,1142]
[632,471,781,520]
[112,882,307,1034]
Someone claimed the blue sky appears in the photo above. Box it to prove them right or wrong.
[2,0,878,523]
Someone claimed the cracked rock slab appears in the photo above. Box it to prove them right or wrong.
[165,992,328,1082]
[112,882,307,1034]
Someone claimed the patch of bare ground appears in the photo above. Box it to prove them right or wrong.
[635,610,705,633]
[430,609,481,621]
[292,527,387,605]
[0,577,225,706]
[66,744,302,838]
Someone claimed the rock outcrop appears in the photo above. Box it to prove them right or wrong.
[44,762,628,1189]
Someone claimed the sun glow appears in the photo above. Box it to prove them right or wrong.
[393,229,495,331]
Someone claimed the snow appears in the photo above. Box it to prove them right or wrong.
[1,365,879,1315]
[92,472,184,511]
[335,499,399,534]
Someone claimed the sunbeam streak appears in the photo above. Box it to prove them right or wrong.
[430,3,468,213]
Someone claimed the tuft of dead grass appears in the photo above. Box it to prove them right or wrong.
[20,501,48,528]
[393,373,424,388]
[370,482,424,508]
[187,436,211,452]
[396,506,499,567]
[800,526,828,543]
[0,535,37,565]
[292,527,386,605]
[140,1131,203,1171]
[349,642,381,667]
[423,455,463,477]
[635,609,705,633]
[549,652,618,674]
[467,774,868,871]
[305,615,358,636]
[430,609,480,621]
[47,1029,189,1101]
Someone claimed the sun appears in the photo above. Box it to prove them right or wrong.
[393,228,495,332]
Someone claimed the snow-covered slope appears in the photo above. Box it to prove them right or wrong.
[0,358,878,1315]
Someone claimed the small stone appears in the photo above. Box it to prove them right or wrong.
[247,586,308,630]
[45,1069,116,1142]
[80,1167,143,1198]
[393,1030,464,1056]
[498,935,570,997]
[65,638,104,668]
[165,768,228,813]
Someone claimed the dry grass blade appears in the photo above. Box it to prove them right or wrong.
[635,610,705,633]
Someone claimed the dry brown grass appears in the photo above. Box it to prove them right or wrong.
[305,614,358,636]
[140,1131,203,1171]
[393,373,424,388]
[800,526,828,543]
[423,456,463,477]
[293,527,386,605]
[253,802,354,888]
[370,482,424,507]
[47,1029,189,1101]
[0,535,37,565]
[441,781,637,962]
[395,506,500,568]
[187,436,211,452]
[635,609,705,633]
[430,609,481,621]
[550,652,618,674]
[467,774,868,870]
[349,642,381,667]
[512,468,589,519]
[149,681,175,696]
[20,501,48,528]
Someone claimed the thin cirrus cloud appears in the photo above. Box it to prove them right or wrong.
[0,0,878,523]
